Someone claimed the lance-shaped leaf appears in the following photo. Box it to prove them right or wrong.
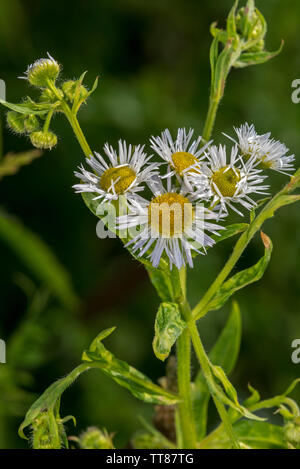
[226,0,239,38]
[202,421,287,449]
[82,328,179,405]
[0,210,79,311]
[193,302,241,439]
[19,363,84,439]
[205,231,272,313]
[153,303,186,362]
[0,98,50,115]
[20,328,178,440]
[234,41,284,68]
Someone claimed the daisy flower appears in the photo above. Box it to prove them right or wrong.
[203,144,269,216]
[117,176,224,269]
[150,128,210,191]
[73,140,158,204]
[226,123,295,176]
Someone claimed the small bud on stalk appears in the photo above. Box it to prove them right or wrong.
[30,130,57,150]
[78,427,114,449]
[23,54,61,88]
[7,111,26,134]
[62,80,89,104]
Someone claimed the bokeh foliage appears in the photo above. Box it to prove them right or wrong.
[0,0,299,448]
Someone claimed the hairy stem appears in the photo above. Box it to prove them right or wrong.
[176,329,197,448]
[202,97,220,142]
[174,268,197,449]
[62,103,93,158]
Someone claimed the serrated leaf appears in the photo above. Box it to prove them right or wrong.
[153,302,186,362]
[0,211,79,311]
[82,329,179,405]
[193,302,242,439]
[205,231,272,313]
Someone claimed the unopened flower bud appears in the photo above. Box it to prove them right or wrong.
[24,114,40,133]
[78,427,114,449]
[284,419,300,449]
[62,80,89,103]
[7,111,26,134]
[39,87,63,103]
[236,3,265,52]
[24,54,60,88]
[30,130,57,150]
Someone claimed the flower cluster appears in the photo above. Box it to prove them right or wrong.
[74,124,294,269]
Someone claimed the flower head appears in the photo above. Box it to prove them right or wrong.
[118,176,223,269]
[21,53,60,87]
[228,123,295,176]
[203,144,269,216]
[73,140,157,204]
[150,128,209,191]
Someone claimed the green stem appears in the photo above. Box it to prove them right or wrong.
[43,109,54,133]
[202,97,220,143]
[46,78,92,158]
[188,319,240,449]
[176,329,197,449]
[61,102,93,158]
[174,267,197,449]
[192,171,300,320]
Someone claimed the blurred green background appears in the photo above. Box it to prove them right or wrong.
[0,0,299,449]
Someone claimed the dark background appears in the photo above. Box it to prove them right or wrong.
[0,0,299,448]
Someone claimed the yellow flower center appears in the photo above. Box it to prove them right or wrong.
[148,192,194,237]
[258,154,273,170]
[100,165,136,194]
[171,151,199,176]
[211,166,241,198]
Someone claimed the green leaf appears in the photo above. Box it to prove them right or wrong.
[0,98,50,115]
[146,267,173,302]
[235,41,284,68]
[193,302,242,439]
[226,0,239,38]
[205,231,273,313]
[213,223,249,245]
[0,211,79,311]
[82,329,179,405]
[153,302,186,362]
[20,328,179,439]
[19,363,86,439]
[203,421,287,449]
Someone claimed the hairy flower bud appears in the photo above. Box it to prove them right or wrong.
[30,130,57,150]
[62,80,89,103]
[7,111,26,134]
[24,114,40,133]
[236,1,265,52]
[78,427,114,449]
[284,419,300,449]
[39,87,63,103]
[31,412,66,449]
[24,54,60,88]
